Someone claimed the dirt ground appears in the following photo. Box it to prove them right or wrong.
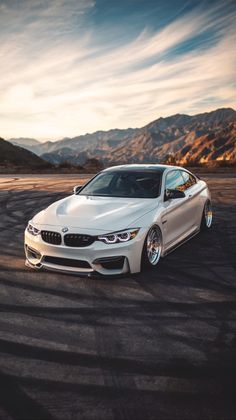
[0,173,236,420]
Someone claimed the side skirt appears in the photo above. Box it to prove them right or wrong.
[162,228,200,257]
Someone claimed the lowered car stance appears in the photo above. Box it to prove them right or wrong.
[25,164,212,276]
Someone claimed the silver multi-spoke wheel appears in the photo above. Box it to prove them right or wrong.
[146,226,162,266]
[204,201,213,228]
[201,200,213,230]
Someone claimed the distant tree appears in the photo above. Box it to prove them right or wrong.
[83,158,104,172]
[162,154,178,165]
[217,159,236,167]
[184,157,202,167]
[57,161,72,169]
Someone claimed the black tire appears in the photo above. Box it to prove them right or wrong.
[201,200,213,230]
[141,225,162,269]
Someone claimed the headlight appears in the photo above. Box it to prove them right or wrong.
[27,222,41,236]
[98,229,139,244]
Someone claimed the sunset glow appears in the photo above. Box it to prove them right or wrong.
[0,0,235,140]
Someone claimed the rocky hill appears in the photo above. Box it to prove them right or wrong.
[103,108,236,164]
[175,122,236,164]
[0,137,52,172]
[8,137,43,155]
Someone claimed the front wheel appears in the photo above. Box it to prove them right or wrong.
[201,200,213,230]
[141,225,162,269]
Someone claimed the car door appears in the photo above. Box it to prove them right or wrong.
[180,170,202,228]
[162,169,199,248]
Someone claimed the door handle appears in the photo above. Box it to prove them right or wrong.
[188,194,192,198]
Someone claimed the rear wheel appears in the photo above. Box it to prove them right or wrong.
[201,200,213,230]
[142,225,162,269]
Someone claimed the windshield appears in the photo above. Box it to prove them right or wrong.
[79,171,162,198]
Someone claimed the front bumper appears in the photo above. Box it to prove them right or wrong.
[24,228,145,276]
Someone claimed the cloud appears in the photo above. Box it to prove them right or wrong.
[0,1,235,139]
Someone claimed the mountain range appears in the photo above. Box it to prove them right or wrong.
[6,108,236,167]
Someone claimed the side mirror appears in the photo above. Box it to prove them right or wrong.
[165,188,185,201]
[73,185,83,194]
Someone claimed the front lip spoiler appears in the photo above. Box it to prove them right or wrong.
[25,258,42,270]
[25,259,127,279]
[25,258,94,276]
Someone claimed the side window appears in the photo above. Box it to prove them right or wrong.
[181,171,197,191]
[165,170,185,192]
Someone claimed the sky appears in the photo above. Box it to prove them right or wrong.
[0,0,235,141]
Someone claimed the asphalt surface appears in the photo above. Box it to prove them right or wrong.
[0,174,236,420]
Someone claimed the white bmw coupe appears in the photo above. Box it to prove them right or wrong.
[25,164,212,276]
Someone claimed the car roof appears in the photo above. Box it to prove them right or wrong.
[103,164,182,173]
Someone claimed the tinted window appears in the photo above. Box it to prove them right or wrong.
[85,172,114,191]
[79,171,162,198]
[165,170,185,191]
[180,171,197,190]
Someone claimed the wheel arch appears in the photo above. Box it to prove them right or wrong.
[141,223,163,270]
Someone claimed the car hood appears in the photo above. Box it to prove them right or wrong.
[33,194,159,232]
